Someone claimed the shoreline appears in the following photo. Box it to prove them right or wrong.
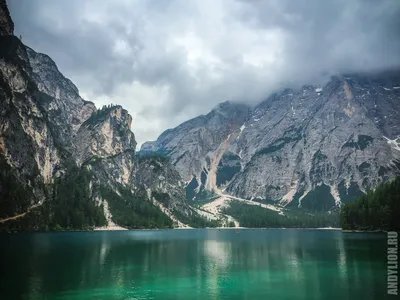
[4,227,343,233]
[341,229,388,233]
[6,227,393,233]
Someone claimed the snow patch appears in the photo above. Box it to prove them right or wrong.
[382,87,391,91]
[237,123,246,139]
[383,136,400,151]
[393,86,400,89]
[315,88,323,93]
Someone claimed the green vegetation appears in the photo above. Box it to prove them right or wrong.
[255,126,303,156]
[84,104,120,125]
[358,162,371,174]
[172,209,221,228]
[173,151,188,166]
[0,160,179,231]
[193,188,219,203]
[151,191,171,206]
[50,164,107,230]
[216,164,241,186]
[340,177,400,231]
[201,170,207,185]
[136,152,170,164]
[185,177,199,200]
[99,185,173,229]
[136,149,173,162]
[185,178,220,203]
[223,200,339,228]
[300,184,336,211]
[0,162,106,232]
[338,180,364,204]
[343,135,373,151]
[0,155,36,219]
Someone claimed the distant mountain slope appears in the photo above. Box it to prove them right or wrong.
[142,73,400,210]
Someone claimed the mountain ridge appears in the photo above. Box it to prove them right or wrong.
[0,0,199,231]
[1,0,399,232]
[142,72,400,210]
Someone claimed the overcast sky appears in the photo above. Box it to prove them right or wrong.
[8,0,400,148]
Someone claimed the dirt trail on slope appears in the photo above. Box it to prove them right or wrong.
[201,194,240,227]
[223,193,283,212]
[0,203,42,223]
[150,198,192,228]
[200,191,283,227]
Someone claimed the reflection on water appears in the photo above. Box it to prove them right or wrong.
[0,229,388,300]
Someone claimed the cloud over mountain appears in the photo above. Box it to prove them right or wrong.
[9,0,400,146]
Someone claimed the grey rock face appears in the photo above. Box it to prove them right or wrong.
[228,74,400,208]
[0,0,189,224]
[134,155,188,213]
[0,0,13,36]
[0,35,58,215]
[142,101,250,190]
[26,47,96,151]
[143,73,400,209]
[74,106,136,165]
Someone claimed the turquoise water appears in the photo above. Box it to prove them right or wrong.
[0,229,390,299]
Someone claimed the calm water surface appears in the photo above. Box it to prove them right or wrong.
[0,229,389,300]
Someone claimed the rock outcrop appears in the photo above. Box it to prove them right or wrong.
[26,46,97,151]
[141,101,250,197]
[0,0,190,230]
[143,73,400,210]
[0,0,13,36]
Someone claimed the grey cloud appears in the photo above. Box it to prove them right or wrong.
[236,0,400,77]
[7,0,400,146]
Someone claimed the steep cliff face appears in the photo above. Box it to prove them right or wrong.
[142,101,250,196]
[26,47,96,151]
[134,155,188,213]
[0,0,13,36]
[227,74,400,209]
[143,73,400,209]
[0,34,59,219]
[0,0,190,230]
[75,105,136,177]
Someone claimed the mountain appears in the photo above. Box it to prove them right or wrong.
[142,74,400,210]
[141,101,250,201]
[0,0,198,231]
[1,0,399,231]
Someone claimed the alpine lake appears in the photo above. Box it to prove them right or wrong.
[0,229,390,300]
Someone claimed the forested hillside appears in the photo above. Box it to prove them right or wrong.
[223,201,340,228]
[340,177,400,231]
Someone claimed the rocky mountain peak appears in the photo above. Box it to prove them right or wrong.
[143,71,400,209]
[212,100,234,111]
[0,0,13,36]
[26,47,81,99]
[74,105,136,165]
[211,100,250,119]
